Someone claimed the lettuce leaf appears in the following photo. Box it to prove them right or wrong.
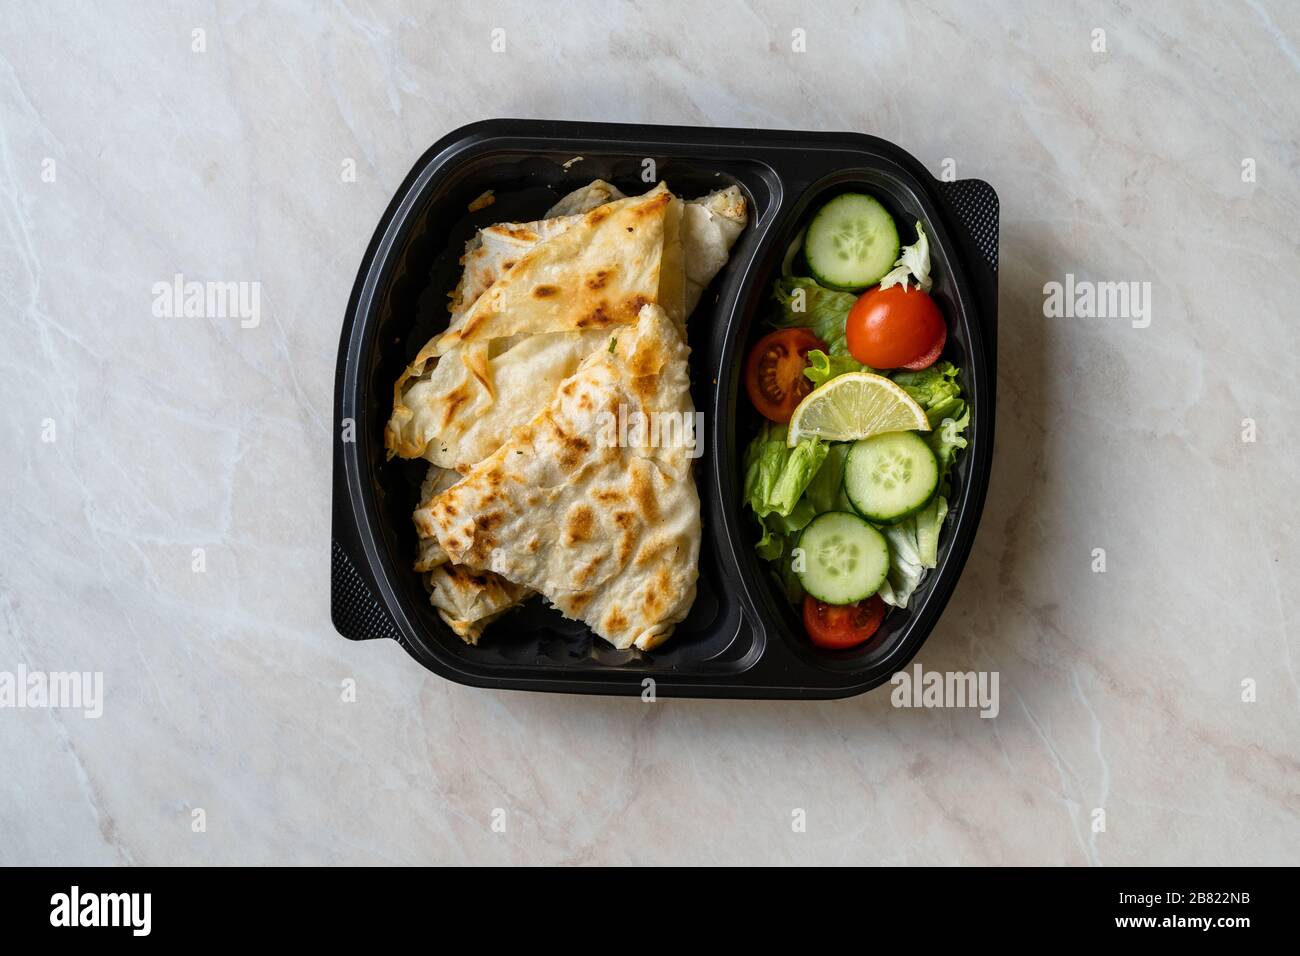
[804,349,867,388]
[915,494,949,567]
[892,361,964,427]
[928,405,970,485]
[744,422,831,586]
[879,221,933,293]
[743,422,828,520]
[755,524,785,562]
[772,277,857,355]
[755,504,817,561]
[876,518,926,609]
[878,494,949,608]
[803,442,854,515]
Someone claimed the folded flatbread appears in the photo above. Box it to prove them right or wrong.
[413,465,459,572]
[433,181,684,353]
[447,180,627,326]
[417,304,700,650]
[416,468,527,643]
[544,179,627,218]
[399,329,615,472]
[681,186,747,314]
[391,180,746,645]
[405,182,637,639]
[387,183,746,470]
[426,563,529,643]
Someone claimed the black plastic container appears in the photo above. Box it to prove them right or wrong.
[332,119,998,699]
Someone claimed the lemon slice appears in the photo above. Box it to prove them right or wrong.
[787,372,930,446]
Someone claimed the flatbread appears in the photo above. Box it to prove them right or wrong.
[431,182,683,355]
[447,181,626,325]
[407,183,633,635]
[393,182,746,647]
[418,469,529,642]
[386,182,681,463]
[682,185,747,314]
[398,328,614,469]
[387,184,747,470]
[544,179,625,218]
[426,562,529,644]
[419,304,700,650]
[413,466,460,571]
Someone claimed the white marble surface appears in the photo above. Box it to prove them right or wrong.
[2,0,1298,866]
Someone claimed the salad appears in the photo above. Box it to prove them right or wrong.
[741,193,970,650]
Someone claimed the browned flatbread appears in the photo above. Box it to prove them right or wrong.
[386,183,683,465]
[418,304,699,650]
[389,181,746,647]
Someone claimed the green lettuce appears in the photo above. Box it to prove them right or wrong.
[754,497,818,559]
[876,520,925,609]
[803,349,867,388]
[877,494,949,609]
[879,221,933,293]
[743,422,828,520]
[755,524,785,562]
[752,517,805,599]
[915,494,949,567]
[744,422,830,594]
[928,405,970,484]
[803,442,855,515]
[772,277,857,355]
[874,364,966,607]
[892,361,964,427]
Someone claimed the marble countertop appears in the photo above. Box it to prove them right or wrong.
[2,1,1297,865]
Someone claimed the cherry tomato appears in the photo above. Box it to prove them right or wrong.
[898,323,946,371]
[802,595,887,649]
[845,285,946,369]
[744,328,826,423]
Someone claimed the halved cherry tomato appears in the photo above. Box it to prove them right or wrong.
[802,594,887,649]
[744,327,826,423]
[845,285,945,369]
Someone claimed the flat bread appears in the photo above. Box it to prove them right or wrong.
[406,183,633,635]
[391,182,747,647]
[426,562,529,644]
[430,182,683,356]
[447,181,626,326]
[413,466,460,571]
[387,184,747,470]
[544,179,625,218]
[388,181,629,464]
[386,183,681,463]
[398,328,614,469]
[418,304,700,650]
[682,186,747,314]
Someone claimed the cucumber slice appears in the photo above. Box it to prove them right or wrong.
[844,431,939,523]
[803,193,900,290]
[796,511,890,605]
